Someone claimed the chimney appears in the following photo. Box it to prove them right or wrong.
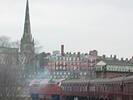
[102,55,106,59]
[121,58,124,61]
[125,58,128,62]
[61,45,64,56]
[89,50,98,56]
[85,53,88,55]
[114,55,117,60]
[77,52,80,56]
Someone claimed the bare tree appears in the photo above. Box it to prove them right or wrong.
[0,56,21,100]
[0,65,19,100]
[11,40,20,48]
[0,36,20,48]
[0,36,11,47]
[0,36,39,100]
[34,40,43,54]
[0,36,25,100]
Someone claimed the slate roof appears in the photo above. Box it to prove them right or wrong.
[99,58,133,66]
[61,75,133,84]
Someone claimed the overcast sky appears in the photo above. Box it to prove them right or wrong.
[0,0,133,58]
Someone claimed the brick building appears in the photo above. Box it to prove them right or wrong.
[36,52,50,71]
[96,55,133,78]
[47,45,100,79]
[47,45,133,79]
[1,0,133,81]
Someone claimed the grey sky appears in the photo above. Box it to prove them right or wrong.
[0,0,133,58]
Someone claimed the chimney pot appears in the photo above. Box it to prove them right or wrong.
[102,55,106,58]
[125,58,128,62]
[61,45,64,56]
[114,55,117,59]
[121,58,124,61]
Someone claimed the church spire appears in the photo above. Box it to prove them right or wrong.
[23,0,32,41]
[21,0,34,54]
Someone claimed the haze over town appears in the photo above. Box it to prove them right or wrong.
[0,0,133,58]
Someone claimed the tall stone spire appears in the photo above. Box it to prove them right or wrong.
[22,0,32,42]
[20,0,36,78]
[21,0,34,54]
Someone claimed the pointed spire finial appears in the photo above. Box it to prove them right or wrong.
[20,0,35,54]
[23,0,32,40]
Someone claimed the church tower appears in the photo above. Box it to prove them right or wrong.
[20,0,35,65]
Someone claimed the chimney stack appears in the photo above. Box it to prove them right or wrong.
[77,52,80,56]
[121,58,124,61]
[114,55,117,60]
[125,58,128,62]
[102,55,106,59]
[61,45,64,56]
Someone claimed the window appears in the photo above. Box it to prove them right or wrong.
[74,66,77,70]
[56,57,58,60]
[56,61,58,65]
[56,67,58,70]
[63,62,66,65]
[84,72,87,75]
[50,76,52,79]
[63,67,66,70]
